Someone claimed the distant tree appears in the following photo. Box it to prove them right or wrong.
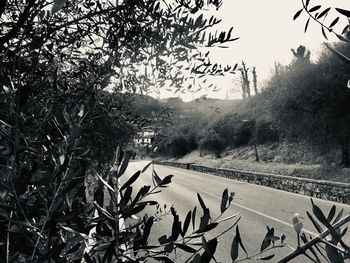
[239,61,251,99]
[200,131,225,158]
[291,45,311,65]
[252,66,258,95]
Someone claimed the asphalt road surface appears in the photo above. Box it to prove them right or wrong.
[123,161,350,263]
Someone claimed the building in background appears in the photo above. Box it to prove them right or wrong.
[134,129,155,147]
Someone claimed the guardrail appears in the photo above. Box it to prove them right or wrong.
[153,161,350,204]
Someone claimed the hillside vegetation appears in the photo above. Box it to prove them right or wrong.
[154,43,350,181]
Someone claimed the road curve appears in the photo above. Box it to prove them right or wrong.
[123,161,350,263]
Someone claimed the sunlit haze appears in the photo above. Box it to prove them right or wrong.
[157,0,349,101]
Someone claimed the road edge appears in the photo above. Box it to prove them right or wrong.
[153,160,350,205]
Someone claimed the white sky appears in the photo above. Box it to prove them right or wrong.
[159,0,349,101]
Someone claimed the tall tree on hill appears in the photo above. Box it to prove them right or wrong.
[240,61,251,99]
[291,45,311,65]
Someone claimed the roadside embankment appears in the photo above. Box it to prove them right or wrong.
[153,160,350,205]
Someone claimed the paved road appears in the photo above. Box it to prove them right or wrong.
[123,161,350,262]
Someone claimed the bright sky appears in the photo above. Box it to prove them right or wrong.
[160,0,349,101]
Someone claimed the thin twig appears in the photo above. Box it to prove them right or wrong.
[6,211,13,263]
[31,153,73,260]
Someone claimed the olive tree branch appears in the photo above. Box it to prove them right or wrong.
[278,214,350,263]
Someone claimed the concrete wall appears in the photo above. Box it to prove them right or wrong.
[154,161,350,204]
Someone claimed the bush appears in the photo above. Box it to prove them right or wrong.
[232,122,252,147]
[210,115,238,146]
[200,132,225,158]
[255,121,279,144]
[156,133,198,158]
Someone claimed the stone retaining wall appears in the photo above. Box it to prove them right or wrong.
[153,161,350,204]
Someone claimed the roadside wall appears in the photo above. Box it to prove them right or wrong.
[153,161,350,205]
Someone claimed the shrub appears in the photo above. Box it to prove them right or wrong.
[255,121,279,144]
[200,132,226,158]
[232,122,252,147]
[211,115,238,146]
[157,133,198,158]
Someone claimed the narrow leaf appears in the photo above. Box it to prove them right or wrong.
[175,243,197,253]
[325,243,344,263]
[160,174,173,187]
[152,170,162,186]
[201,237,217,263]
[182,211,191,236]
[141,217,154,244]
[120,171,140,191]
[305,18,310,33]
[257,254,275,260]
[311,199,342,243]
[123,204,146,218]
[306,211,323,233]
[216,213,240,223]
[197,193,207,211]
[196,222,218,233]
[231,228,239,262]
[317,7,331,19]
[336,8,350,17]
[327,205,336,222]
[96,173,115,193]
[141,162,153,173]
[309,5,321,12]
[93,202,114,220]
[329,17,339,28]
[321,26,328,40]
[220,188,229,214]
[153,255,174,263]
[192,206,197,231]
[341,25,349,35]
[118,153,130,177]
[293,9,303,20]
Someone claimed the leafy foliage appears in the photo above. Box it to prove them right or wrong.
[294,0,350,42]
[0,0,241,261]
[157,133,199,158]
[268,43,350,165]
[199,131,226,158]
[1,0,350,262]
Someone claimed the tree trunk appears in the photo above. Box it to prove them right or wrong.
[240,61,250,99]
[252,67,258,95]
